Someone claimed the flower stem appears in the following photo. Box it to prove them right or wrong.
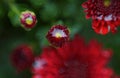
[4,0,21,16]
[9,3,21,15]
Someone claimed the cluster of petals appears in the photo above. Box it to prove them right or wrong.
[82,0,120,35]
[31,35,119,78]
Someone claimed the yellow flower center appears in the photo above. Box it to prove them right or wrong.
[104,0,111,7]
[55,33,62,38]
[25,17,33,25]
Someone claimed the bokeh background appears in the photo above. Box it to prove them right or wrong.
[0,0,120,78]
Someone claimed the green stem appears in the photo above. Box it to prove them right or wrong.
[4,0,21,16]
[9,3,21,15]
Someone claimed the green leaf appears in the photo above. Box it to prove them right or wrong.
[8,10,20,27]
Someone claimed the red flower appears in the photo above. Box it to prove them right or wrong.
[32,35,115,78]
[46,25,69,47]
[82,0,120,35]
[11,44,34,72]
[20,10,37,29]
[92,19,117,35]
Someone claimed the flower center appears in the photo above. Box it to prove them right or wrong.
[55,33,62,38]
[52,28,67,38]
[25,16,33,25]
[104,0,111,7]
[59,60,88,78]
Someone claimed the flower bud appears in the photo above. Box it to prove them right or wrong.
[46,24,70,47]
[20,10,37,29]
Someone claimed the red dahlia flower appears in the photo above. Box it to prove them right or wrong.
[20,10,37,29]
[32,35,115,78]
[11,44,34,72]
[82,0,120,35]
[46,25,69,47]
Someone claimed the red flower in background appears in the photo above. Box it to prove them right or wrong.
[32,35,116,78]
[82,0,120,35]
[46,25,69,47]
[11,44,34,72]
[20,10,37,29]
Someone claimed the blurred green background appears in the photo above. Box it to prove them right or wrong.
[0,0,120,78]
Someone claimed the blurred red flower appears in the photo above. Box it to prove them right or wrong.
[32,35,116,78]
[11,44,34,72]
